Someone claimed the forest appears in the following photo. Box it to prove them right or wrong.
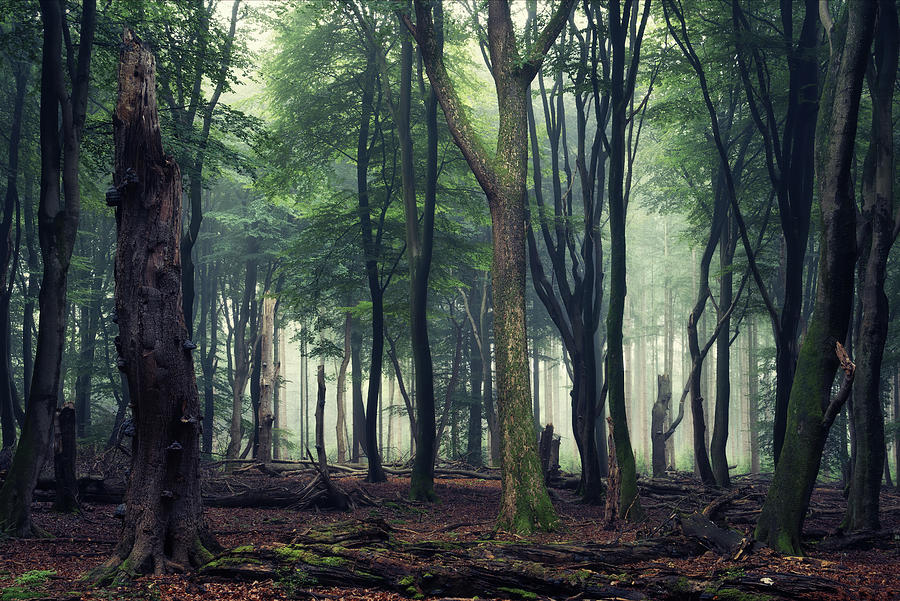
[0,0,898,599]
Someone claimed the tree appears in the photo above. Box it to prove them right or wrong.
[843,0,898,533]
[731,0,822,465]
[0,0,96,537]
[602,0,651,519]
[406,0,575,532]
[755,0,875,554]
[90,30,213,581]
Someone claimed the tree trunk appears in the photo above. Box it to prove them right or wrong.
[256,296,276,464]
[226,251,257,463]
[350,318,365,463]
[466,317,483,466]
[748,320,759,474]
[90,30,213,582]
[651,375,672,478]
[843,0,897,532]
[711,214,737,487]
[755,2,874,553]
[410,0,575,532]
[0,0,95,537]
[53,402,78,513]
[336,313,350,463]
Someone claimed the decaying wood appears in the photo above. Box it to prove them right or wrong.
[604,416,619,528]
[201,518,844,600]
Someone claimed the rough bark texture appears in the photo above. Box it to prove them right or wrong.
[256,296,276,464]
[89,31,212,582]
[0,0,95,537]
[0,60,27,452]
[651,375,672,478]
[755,2,874,554]
[335,313,351,464]
[843,0,897,533]
[52,403,79,513]
[409,0,575,532]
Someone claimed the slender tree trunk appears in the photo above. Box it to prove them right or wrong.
[336,313,350,463]
[755,2,874,553]
[351,318,365,463]
[0,63,27,451]
[711,215,737,487]
[843,0,897,532]
[226,252,256,463]
[748,320,759,474]
[256,296,276,464]
[467,310,483,466]
[90,31,213,581]
[0,0,95,537]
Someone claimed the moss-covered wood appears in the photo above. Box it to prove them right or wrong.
[201,518,842,600]
[407,0,576,532]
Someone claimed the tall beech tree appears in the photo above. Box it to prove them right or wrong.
[0,0,95,537]
[525,5,609,503]
[730,0,821,464]
[755,0,875,554]
[406,0,575,532]
[843,0,898,533]
[0,57,28,452]
[91,31,213,581]
[601,0,651,519]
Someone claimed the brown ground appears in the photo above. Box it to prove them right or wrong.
[1,472,898,600]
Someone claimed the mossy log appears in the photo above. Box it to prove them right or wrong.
[199,518,842,600]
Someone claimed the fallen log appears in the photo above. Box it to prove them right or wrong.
[201,519,843,600]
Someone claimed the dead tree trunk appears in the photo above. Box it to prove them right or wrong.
[256,295,276,464]
[90,30,213,583]
[651,375,672,478]
[53,402,79,513]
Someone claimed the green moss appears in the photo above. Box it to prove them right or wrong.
[274,544,346,567]
[1,587,42,600]
[13,572,54,587]
[708,587,773,601]
[497,587,538,600]
[203,556,262,569]
[232,545,255,553]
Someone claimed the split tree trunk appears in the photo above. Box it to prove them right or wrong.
[0,0,95,537]
[755,2,874,553]
[843,0,898,532]
[90,31,213,582]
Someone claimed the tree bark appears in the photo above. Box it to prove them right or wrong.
[336,313,351,463]
[256,296,276,464]
[52,402,78,513]
[407,0,575,532]
[0,0,95,537]
[843,0,898,532]
[755,1,874,553]
[90,30,213,582]
[0,60,28,451]
[651,375,672,478]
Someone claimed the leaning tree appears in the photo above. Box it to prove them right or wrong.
[90,30,214,582]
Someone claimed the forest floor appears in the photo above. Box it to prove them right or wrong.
[1,467,898,601]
